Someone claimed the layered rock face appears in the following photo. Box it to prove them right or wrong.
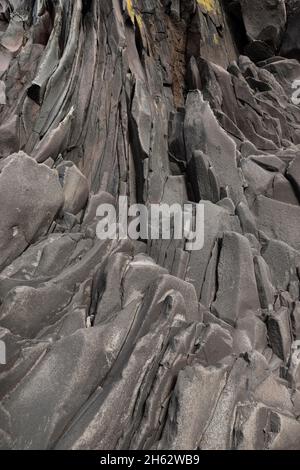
[0,0,300,450]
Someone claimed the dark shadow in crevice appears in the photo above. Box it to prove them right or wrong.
[221,0,248,55]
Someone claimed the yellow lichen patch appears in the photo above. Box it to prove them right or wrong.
[213,33,219,45]
[126,0,143,30]
[136,14,143,31]
[197,0,216,13]
[126,0,135,23]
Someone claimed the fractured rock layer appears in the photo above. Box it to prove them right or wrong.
[0,0,300,450]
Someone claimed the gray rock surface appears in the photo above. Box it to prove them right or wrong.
[0,0,300,451]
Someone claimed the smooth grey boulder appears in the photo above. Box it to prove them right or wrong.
[1,0,300,452]
[0,152,63,271]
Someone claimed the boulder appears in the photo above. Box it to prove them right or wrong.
[0,152,63,271]
[57,161,89,215]
[212,231,261,325]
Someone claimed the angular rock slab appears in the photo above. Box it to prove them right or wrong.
[0,152,63,271]
[184,90,243,205]
[212,231,260,326]
[253,195,300,251]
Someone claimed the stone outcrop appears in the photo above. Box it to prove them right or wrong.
[0,0,300,451]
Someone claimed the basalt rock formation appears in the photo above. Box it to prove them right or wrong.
[1,0,300,450]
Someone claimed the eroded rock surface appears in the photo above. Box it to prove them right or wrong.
[0,0,300,450]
